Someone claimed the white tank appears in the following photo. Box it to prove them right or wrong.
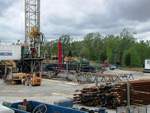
[0,44,21,61]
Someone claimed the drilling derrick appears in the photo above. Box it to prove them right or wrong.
[25,0,41,57]
[23,0,43,73]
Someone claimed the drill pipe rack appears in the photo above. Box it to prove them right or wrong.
[76,72,134,83]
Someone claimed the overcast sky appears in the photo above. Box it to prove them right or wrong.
[0,0,150,43]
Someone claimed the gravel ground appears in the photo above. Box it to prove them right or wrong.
[0,79,83,104]
[0,69,150,113]
[104,69,150,80]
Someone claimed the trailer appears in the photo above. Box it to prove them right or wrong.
[0,44,22,78]
[143,59,150,73]
[0,45,21,61]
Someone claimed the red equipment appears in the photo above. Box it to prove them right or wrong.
[58,41,62,67]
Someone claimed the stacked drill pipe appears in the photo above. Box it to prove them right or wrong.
[74,80,150,108]
[73,86,101,106]
[128,80,150,105]
[116,80,150,105]
[100,83,127,108]
[73,82,128,108]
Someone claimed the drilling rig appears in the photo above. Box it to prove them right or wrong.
[25,0,41,57]
[23,0,43,73]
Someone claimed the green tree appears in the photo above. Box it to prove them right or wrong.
[106,35,120,64]
[83,32,102,60]
[68,50,72,57]
[121,49,128,66]
[58,35,73,57]
[71,41,85,57]
[39,28,150,68]
[134,41,149,65]
[125,54,131,66]
[118,28,137,63]
[107,48,114,64]
[128,47,140,66]
[120,28,136,41]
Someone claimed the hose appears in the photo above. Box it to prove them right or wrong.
[32,104,47,113]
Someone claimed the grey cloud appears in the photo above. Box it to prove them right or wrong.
[24,0,150,41]
[105,0,150,22]
[0,0,14,16]
[136,25,150,34]
[1,0,150,43]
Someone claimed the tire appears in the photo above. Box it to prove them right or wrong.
[22,80,25,85]
[25,81,29,86]
[12,81,16,85]
[47,71,52,79]
[29,81,33,86]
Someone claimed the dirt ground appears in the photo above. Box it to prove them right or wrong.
[0,69,150,113]
[120,68,144,72]
[104,69,150,80]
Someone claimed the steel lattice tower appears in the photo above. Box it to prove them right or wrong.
[25,0,40,56]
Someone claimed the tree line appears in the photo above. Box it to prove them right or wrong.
[41,28,150,67]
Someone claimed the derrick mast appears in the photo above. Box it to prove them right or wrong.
[25,0,41,57]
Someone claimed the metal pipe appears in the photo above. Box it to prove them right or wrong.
[66,61,68,79]
[95,76,98,86]
[63,40,65,64]
[127,80,130,106]
[114,49,117,67]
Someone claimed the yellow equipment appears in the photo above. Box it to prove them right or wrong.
[29,27,41,38]
[3,61,26,84]
[29,27,43,58]
[23,73,42,86]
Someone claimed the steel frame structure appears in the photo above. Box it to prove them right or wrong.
[25,0,40,57]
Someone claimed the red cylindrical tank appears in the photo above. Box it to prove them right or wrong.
[58,41,62,67]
